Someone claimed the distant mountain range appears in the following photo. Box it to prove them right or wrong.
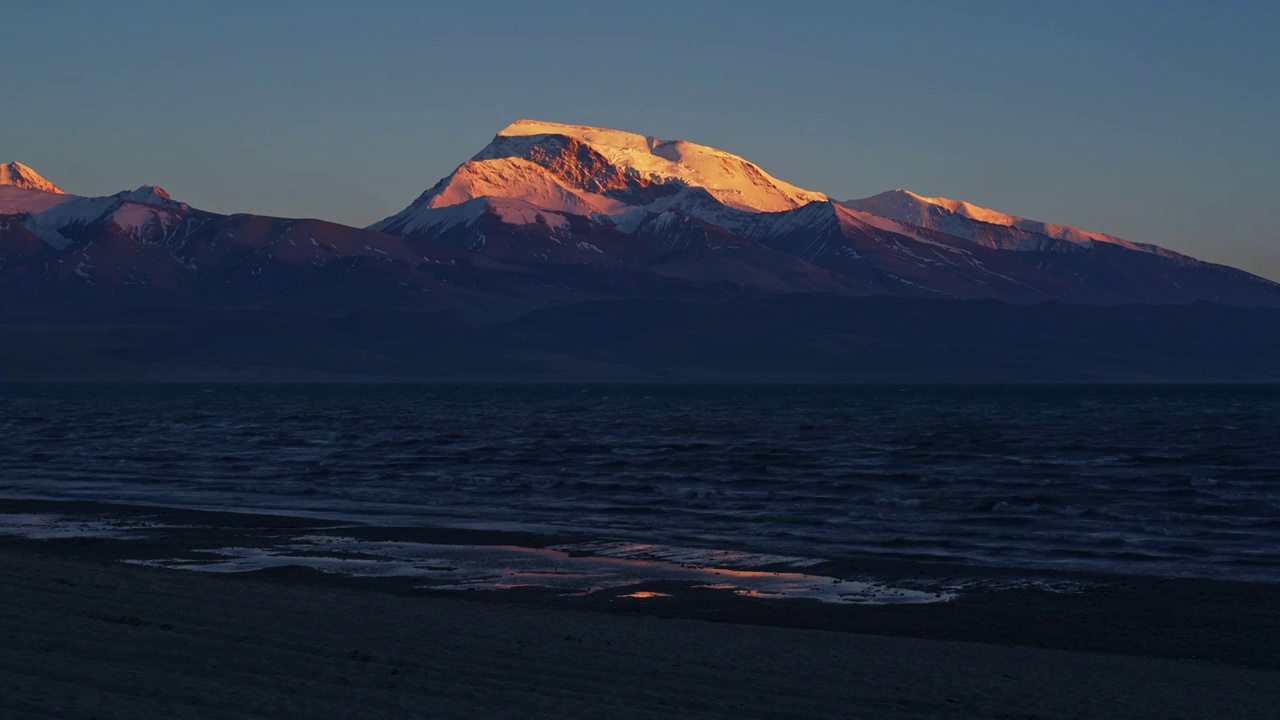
[3,123,1278,381]
[367,120,1280,309]
[4,121,1279,316]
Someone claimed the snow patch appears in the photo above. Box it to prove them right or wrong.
[491,198,571,230]
[842,190,1160,255]
[17,196,118,250]
[0,186,79,216]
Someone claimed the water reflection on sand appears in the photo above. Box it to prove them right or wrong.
[129,535,953,605]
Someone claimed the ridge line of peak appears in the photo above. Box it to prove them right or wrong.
[841,189,1158,254]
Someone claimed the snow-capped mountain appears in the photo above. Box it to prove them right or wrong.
[4,131,1280,382]
[371,120,1280,307]
[370,119,826,239]
[0,162,64,194]
[0,164,514,315]
[0,183,193,251]
[3,121,1280,317]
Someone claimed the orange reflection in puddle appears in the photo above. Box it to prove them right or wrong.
[155,537,953,604]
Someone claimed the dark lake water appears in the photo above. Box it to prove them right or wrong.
[1,384,1277,581]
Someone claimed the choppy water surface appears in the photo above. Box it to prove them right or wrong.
[1,384,1277,581]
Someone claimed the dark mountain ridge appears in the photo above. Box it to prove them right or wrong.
[3,297,1278,383]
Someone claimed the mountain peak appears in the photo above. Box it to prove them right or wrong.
[113,185,175,204]
[468,119,826,214]
[852,189,1018,226]
[0,162,64,194]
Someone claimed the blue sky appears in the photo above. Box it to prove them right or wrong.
[3,0,1277,279]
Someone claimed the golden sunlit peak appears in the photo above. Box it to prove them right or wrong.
[0,161,65,194]
[454,118,829,215]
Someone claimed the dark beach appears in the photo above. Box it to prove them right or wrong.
[2,499,1278,719]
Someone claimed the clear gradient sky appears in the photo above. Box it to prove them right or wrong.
[3,0,1277,279]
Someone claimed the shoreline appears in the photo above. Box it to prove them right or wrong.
[3,497,1279,673]
[4,542,1280,719]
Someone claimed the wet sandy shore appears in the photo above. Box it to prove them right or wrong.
[2,499,1279,719]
